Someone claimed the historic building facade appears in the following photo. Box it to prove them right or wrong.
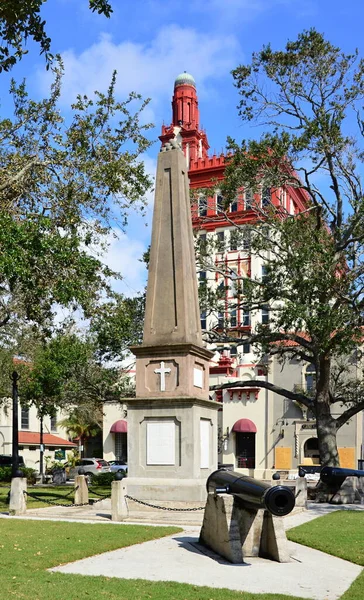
[157,72,363,478]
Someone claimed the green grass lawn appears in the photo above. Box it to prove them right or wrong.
[0,483,112,510]
[0,509,362,600]
[287,511,364,600]
[0,519,306,600]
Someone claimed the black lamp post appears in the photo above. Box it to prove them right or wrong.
[11,371,21,478]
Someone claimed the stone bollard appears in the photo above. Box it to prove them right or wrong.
[74,474,89,506]
[9,477,27,515]
[295,476,308,508]
[111,477,128,521]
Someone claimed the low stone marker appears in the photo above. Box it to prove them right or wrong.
[295,476,308,508]
[9,477,27,515]
[74,474,89,506]
[111,475,128,521]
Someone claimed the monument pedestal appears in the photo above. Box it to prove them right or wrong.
[126,395,219,502]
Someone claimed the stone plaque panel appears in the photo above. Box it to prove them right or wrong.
[147,421,175,465]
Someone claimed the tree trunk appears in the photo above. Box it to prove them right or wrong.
[316,407,339,467]
[315,357,340,467]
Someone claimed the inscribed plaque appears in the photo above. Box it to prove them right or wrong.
[200,419,210,468]
[147,421,175,465]
[194,367,203,388]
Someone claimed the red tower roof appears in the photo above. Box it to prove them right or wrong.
[160,72,210,166]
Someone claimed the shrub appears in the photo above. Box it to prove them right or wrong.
[0,466,36,484]
[90,472,116,487]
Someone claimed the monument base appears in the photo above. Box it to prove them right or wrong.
[199,493,291,563]
[126,477,208,502]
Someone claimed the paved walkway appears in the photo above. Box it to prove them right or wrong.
[2,501,363,600]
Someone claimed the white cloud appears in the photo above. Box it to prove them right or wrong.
[38,24,241,114]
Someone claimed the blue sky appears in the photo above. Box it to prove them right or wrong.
[1,0,364,297]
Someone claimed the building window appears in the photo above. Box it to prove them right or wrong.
[217,279,225,298]
[261,264,268,282]
[305,364,316,392]
[242,342,250,354]
[217,311,224,329]
[21,406,29,430]
[261,306,269,324]
[230,308,237,328]
[262,187,271,208]
[241,308,250,327]
[245,189,253,210]
[216,231,225,252]
[198,196,207,217]
[115,432,127,462]
[242,230,251,251]
[230,198,238,212]
[50,412,57,431]
[199,271,206,284]
[230,346,238,357]
[230,230,239,251]
[198,233,207,253]
[236,432,255,469]
[216,194,224,213]
[229,270,239,296]
[200,311,207,330]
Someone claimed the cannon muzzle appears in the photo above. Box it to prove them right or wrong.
[320,466,364,488]
[206,469,295,516]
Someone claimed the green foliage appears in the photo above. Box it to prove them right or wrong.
[0,64,153,335]
[0,0,113,71]
[212,29,364,466]
[17,331,123,427]
[0,465,36,484]
[90,471,117,486]
[90,293,145,363]
[57,405,102,451]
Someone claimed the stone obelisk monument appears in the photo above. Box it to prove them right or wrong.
[127,139,218,502]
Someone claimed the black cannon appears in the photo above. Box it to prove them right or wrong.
[206,469,295,516]
[320,466,364,489]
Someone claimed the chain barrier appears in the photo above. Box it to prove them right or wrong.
[24,490,89,508]
[87,487,111,499]
[125,494,205,512]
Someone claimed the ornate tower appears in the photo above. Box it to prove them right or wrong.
[160,72,209,167]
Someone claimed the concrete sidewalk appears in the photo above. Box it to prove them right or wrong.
[2,502,363,600]
[51,516,362,600]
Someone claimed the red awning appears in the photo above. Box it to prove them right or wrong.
[232,419,257,433]
[18,432,76,447]
[110,420,128,433]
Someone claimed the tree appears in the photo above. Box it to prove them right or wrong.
[207,30,364,467]
[0,0,113,71]
[90,293,145,364]
[0,63,152,336]
[57,406,103,458]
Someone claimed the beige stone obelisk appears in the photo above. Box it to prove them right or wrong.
[127,140,218,502]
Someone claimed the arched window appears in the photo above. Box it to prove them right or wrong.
[304,437,319,460]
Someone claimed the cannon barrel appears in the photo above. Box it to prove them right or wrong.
[320,466,364,487]
[206,469,295,516]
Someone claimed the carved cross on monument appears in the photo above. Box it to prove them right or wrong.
[154,361,171,392]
